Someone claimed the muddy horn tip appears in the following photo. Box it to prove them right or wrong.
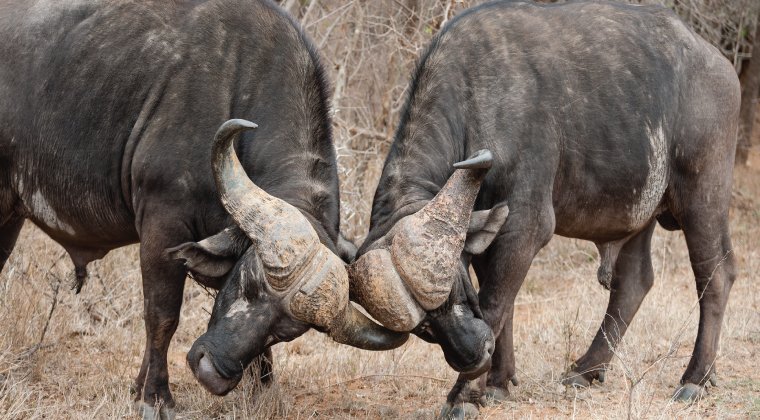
[453,149,493,169]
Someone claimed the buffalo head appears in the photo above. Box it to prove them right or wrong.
[351,150,509,379]
[168,120,408,395]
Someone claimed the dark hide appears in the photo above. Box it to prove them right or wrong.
[184,246,311,395]
[0,0,341,414]
[359,0,739,412]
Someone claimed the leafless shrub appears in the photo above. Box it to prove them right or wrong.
[285,0,759,243]
[669,0,759,73]
[278,0,485,243]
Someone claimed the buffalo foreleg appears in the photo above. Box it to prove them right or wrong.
[481,211,554,399]
[562,220,656,388]
[132,228,187,420]
[440,208,554,418]
[438,375,486,419]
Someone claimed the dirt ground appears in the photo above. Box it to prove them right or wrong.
[2,1,760,419]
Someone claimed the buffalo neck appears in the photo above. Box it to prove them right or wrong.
[126,0,340,244]
[362,40,475,253]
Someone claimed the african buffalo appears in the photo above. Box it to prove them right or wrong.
[0,1,405,418]
[349,0,740,417]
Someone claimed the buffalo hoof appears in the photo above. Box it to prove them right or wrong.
[134,401,176,420]
[438,402,479,419]
[672,383,707,402]
[561,369,604,388]
[561,371,590,388]
[483,386,509,406]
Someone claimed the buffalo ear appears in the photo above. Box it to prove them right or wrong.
[166,226,251,278]
[464,203,509,255]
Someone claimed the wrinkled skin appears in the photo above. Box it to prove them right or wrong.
[0,0,348,416]
[354,171,508,380]
[171,120,406,398]
[184,247,311,395]
[412,261,494,379]
[360,0,739,417]
[358,203,505,380]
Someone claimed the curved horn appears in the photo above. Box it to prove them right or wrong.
[212,119,407,349]
[390,150,493,310]
[346,150,495,331]
[290,249,409,350]
[348,249,426,332]
[211,119,321,289]
[453,149,493,169]
[329,298,411,350]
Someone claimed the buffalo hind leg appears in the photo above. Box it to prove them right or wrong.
[0,215,24,272]
[561,220,656,388]
[673,201,736,400]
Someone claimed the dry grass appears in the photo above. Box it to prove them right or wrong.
[2,0,760,419]
[2,168,758,419]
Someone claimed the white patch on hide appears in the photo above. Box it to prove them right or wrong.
[30,190,76,235]
[15,174,24,195]
[225,298,251,319]
[239,266,248,296]
[25,0,99,26]
[630,123,668,229]
[452,305,465,318]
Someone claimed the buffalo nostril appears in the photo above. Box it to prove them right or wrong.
[459,334,494,380]
[197,355,232,396]
[198,355,213,376]
[187,346,204,370]
[485,336,495,356]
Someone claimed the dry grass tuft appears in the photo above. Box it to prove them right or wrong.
[2,1,760,419]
